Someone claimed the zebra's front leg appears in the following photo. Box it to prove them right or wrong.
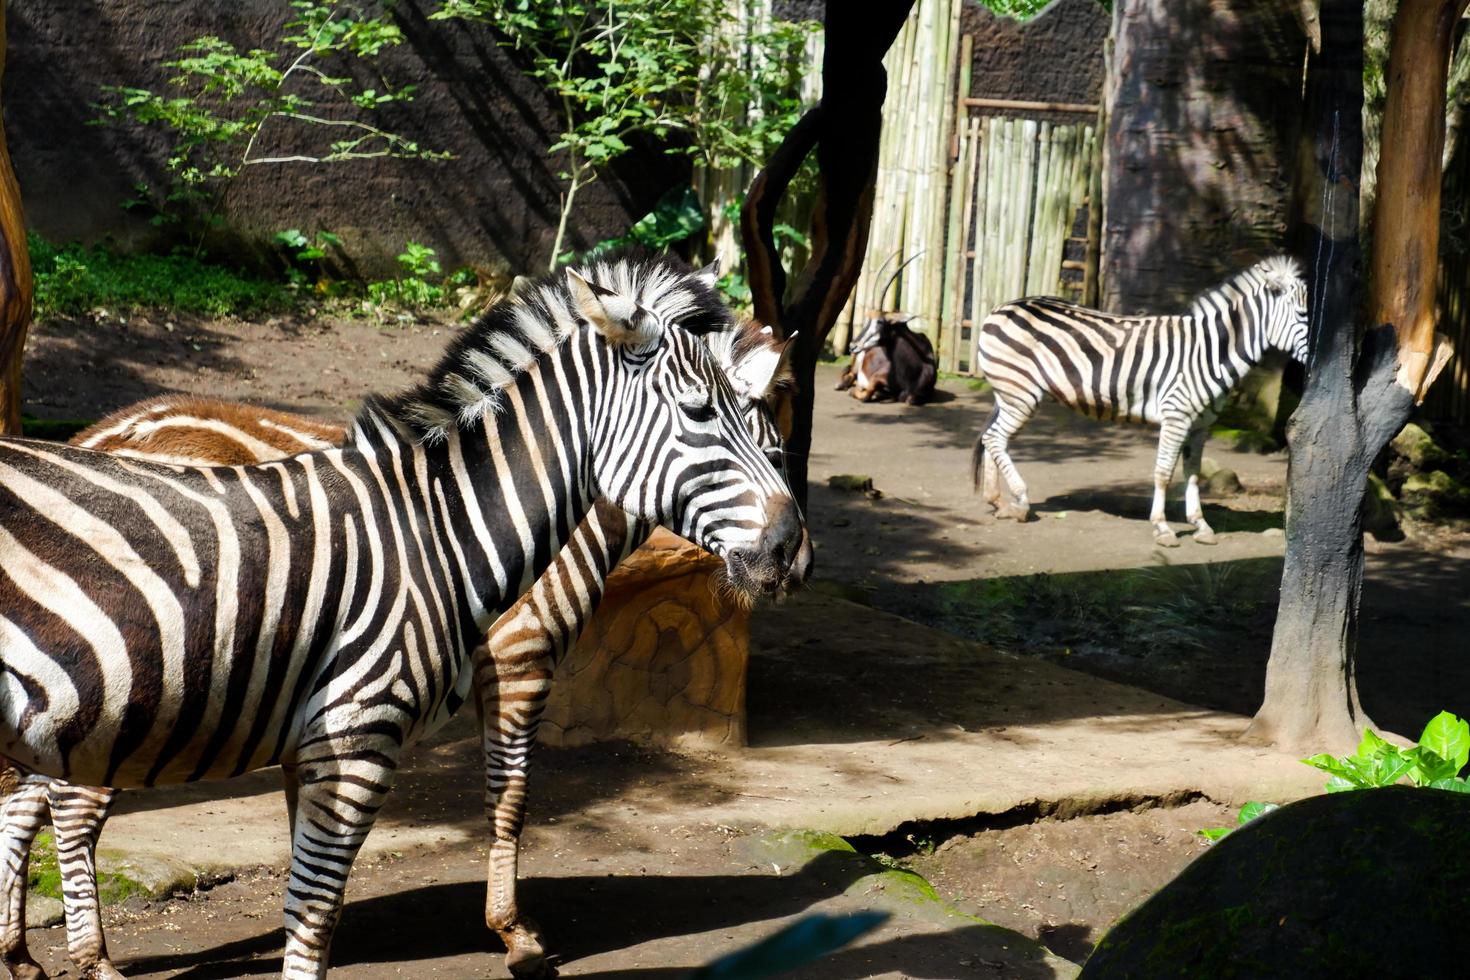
[0,775,51,980]
[46,784,122,980]
[1181,422,1216,544]
[280,750,398,980]
[1151,416,1192,547]
[475,639,553,979]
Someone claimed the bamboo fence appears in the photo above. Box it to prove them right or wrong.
[834,5,1102,375]
[837,0,965,356]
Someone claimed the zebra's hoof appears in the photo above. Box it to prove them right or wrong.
[995,503,1030,522]
[1154,528,1181,548]
[503,920,552,979]
[3,960,49,980]
[80,962,126,980]
[1192,527,1218,545]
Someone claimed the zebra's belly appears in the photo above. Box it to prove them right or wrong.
[1050,387,1161,426]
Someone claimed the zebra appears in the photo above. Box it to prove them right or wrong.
[0,316,800,980]
[973,255,1309,545]
[0,254,808,980]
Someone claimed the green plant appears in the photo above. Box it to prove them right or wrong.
[274,227,344,288]
[364,241,473,311]
[1199,710,1470,842]
[564,185,707,266]
[95,1,446,245]
[29,233,289,318]
[1305,710,1470,792]
[433,0,817,270]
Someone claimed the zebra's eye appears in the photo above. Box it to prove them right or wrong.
[677,383,716,422]
[764,447,785,466]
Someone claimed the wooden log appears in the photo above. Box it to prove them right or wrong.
[0,2,33,436]
[962,96,1101,114]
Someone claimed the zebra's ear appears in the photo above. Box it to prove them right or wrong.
[567,268,653,345]
[694,254,723,287]
[733,331,798,401]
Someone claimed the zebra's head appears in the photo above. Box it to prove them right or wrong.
[1253,255,1310,363]
[704,318,812,592]
[566,256,809,600]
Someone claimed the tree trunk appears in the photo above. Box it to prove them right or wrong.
[1249,0,1448,753]
[0,1,32,436]
[1101,0,1305,312]
[1369,0,1468,397]
[741,2,913,505]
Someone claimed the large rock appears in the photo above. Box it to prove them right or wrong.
[1082,787,1470,977]
[541,529,750,749]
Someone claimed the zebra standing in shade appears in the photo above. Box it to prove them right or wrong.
[974,255,1309,545]
[0,318,800,980]
[0,255,807,979]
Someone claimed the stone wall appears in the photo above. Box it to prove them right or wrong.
[541,530,750,749]
[6,1,686,276]
[962,0,1109,109]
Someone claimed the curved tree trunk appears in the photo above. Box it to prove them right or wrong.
[1249,0,1459,753]
[0,1,32,436]
[741,2,914,505]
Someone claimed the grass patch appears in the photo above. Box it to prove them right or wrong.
[920,559,1280,660]
[31,234,290,319]
[29,831,150,905]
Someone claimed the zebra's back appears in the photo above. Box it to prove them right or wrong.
[978,297,1199,425]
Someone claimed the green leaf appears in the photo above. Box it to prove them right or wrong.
[274,229,308,249]
[1406,746,1461,785]
[1429,777,1470,793]
[1238,801,1280,824]
[1418,711,1470,774]
[1324,775,1357,793]
[1197,827,1230,842]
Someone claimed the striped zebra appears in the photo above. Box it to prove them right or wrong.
[0,316,798,980]
[0,254,807,980]
[974,255,1309,545]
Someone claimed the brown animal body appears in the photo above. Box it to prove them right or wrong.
[836,314,938,405]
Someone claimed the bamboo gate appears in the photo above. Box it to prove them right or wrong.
[836,11,1105,376]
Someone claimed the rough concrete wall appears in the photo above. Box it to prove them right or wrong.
[6,1,686,276]
[962,0,1110,107]
[1102,0,1306,313]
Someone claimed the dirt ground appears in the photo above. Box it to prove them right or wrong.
[16,311,1470,974]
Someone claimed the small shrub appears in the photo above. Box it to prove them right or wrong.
[29,234,289,318]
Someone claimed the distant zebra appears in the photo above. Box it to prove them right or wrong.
[0,255,807,980]
[974,256,1309,545]
[0,319,799,980]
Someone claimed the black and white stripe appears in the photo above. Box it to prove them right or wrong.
[0,255,804,978]
[973,255,1309,543]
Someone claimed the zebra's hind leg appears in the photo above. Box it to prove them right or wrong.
[1151,415,1192,547]
[980,393,1034,521]
[279,750,398,980]
[475,638,553,979]
[1181,421,1217,544]
[47,784,122,980]
[0,774,51,980]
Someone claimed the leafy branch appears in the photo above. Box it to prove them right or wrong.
[94,1,449,247]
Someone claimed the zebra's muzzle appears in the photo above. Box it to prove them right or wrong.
[724,494,809,599]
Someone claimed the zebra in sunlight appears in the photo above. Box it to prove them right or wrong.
[974,255,1309,545]
[0,314,801,980]
[0,254,808,980]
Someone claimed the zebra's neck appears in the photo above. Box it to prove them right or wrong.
[1182,289,1268,397]
[352,366,602,640]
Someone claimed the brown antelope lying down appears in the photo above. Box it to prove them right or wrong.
[835,313,938,405]
[0,319,801,980]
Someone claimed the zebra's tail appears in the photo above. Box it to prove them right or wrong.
[971,408,997,494]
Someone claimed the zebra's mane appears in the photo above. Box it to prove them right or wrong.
[358,252,732,443]
[1189,255,1304,318]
